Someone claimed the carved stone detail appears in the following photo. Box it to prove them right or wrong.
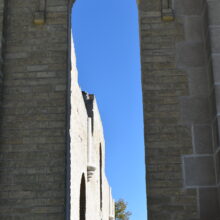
[161,0,175,21]
[34,0,46,25]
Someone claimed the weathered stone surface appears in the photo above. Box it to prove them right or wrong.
[0,1,115,220]
[184,156,216,186]
[176,42,206,68]
[0,0,69,219]
[199,188,220,220]
[138,0,161,12]
[139,0,220,219]
[175,0,205,16]
[207,1,220,25]
[2,0,220,219]
[70,43,115,219]
[209,27,220,53]
[185,17,203,42]
[187,67,209,96]
[180,97,210,124]
[194,125,213,154]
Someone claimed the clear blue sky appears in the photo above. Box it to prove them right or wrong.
[72,0,147,219]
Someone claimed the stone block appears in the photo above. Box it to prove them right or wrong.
[27,65,48,72]
[199,188,220,220]
[207,1,220,25]
[184,156,216,186]
[210,27,220,53]
[180,97,210,124]
[194,125,213,154]
[212,54,220,83]
[185,16,203,42]
[175,0,204,15]
[187,67,209,96]
[0,0,69,218]
[139,0,161,12]
[5,52,28,59]
[177,42,206,68]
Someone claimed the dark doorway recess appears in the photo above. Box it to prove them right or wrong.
[80,174,86,220]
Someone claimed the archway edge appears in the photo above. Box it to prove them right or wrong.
[69,0,76,8]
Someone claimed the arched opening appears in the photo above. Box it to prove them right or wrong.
[72,0,147,219]
[100,144,103,211]
[79,174,86,220]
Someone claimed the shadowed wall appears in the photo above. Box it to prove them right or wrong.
[138,0,220,219]
[0,0,71,219]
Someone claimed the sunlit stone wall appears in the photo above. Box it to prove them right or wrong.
[70,36,115,220]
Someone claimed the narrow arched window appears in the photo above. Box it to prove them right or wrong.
[80,174,86,220]
[100,144,103,210]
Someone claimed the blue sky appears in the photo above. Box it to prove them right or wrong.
[72,0,147,219]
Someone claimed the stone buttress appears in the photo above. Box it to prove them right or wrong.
[138,0,220,219]
[0,0,72,219]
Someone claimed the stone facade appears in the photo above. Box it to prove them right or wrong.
[138,0,220,219]
[0,1,69,219]
[4,0,220,219]
[70,37,115,220]
[0,1,114,220]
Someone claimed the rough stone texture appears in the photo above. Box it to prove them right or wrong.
[199,188,220,220]
[138,0,220,219]
[0,1,115,220]
[0,1,69,219]
[193,125,213,154]
[70,38,114,220]
[184,156,216,186]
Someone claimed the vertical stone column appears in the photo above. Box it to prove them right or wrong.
[138,0,219,219]
[0,0,72,219]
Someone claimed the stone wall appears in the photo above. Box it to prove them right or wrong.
[206,0,220,210]
[138,0,220,219]
[0,0,69,219]
[0,1,114,219]
[70,36,115,220]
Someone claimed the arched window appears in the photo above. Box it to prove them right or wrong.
[79,174,86,220]
[100,144,103,210]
